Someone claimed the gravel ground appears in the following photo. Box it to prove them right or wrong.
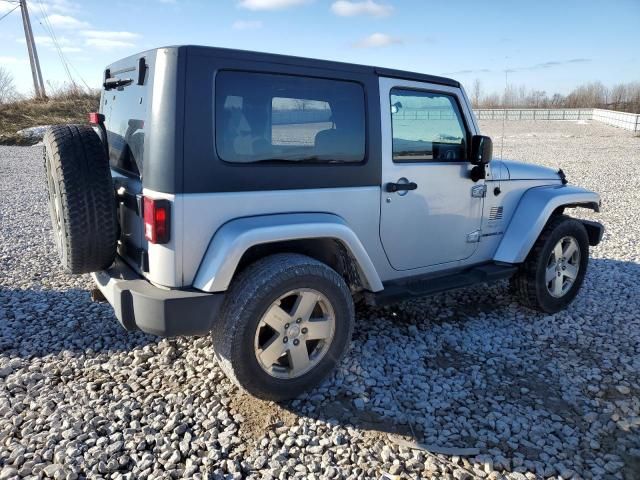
[1,120,639,480]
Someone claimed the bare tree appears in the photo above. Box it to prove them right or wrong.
[502,84,518,107]
[482,93,501,108]
[610,83,627,110]
[471,78,482,107]
[0,67,18,104]
[475,81,639,113]
[550,93,565,107]
[565,82,608,109]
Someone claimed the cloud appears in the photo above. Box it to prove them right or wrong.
[354,33,402,48]
[84,38,136,49]
[443,68,492,75]
[507,58,592,73]
[0,4,17,14]
[80,31,140,50]
[238,0,310,10]
[39,0,78,13]
[442,59,592,76]
[0,56,26,65]
[531,58,590,69]
[232,20,263,30]
[59,46,83,53]
[18,28,140,52]
[26,36,83,53]
[4,0,76,15]
[45,14,90,29]
[331,0,392,17]
[81,31,141,40]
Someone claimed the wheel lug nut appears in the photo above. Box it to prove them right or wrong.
[293,339,299,346]
[301,328,308,334]
[283,336,288,343]
[296,318,301,324]
[284,323,289,329]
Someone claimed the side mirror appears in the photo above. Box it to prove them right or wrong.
[470,135,492,165]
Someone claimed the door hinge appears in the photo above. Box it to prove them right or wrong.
[466,230,481,243]
[471,185,487,198]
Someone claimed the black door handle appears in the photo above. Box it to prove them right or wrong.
[386,182,417,193]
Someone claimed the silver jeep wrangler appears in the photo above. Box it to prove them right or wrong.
[43,46,603,400]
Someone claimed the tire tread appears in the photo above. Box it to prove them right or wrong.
[511,214,588,313]
[43,124,118,274]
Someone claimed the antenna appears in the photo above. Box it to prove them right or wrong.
[500,67,507,160]
[493,61,509,195]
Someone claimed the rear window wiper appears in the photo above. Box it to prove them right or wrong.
[104,77,133,90]
[103,58,147,90]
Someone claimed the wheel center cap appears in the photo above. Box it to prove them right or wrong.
[287,325,301,338]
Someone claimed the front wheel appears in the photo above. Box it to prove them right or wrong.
[511,215,589,313]
[213,254,354,401]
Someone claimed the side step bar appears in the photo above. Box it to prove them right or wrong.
[366,263,518,306]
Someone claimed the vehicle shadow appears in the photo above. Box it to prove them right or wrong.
[0,286,159,358]
[277,257,640,470]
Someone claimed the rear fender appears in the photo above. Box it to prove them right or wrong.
[193,213,383,293]
[494,185,600,263]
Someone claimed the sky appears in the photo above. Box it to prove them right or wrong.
[1,0,638,97]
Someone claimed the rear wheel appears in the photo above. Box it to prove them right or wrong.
[511,215,589,313]
[213,254,354,401]
[43,125,118,274]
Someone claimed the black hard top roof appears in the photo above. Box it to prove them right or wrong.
[122,45,460,88]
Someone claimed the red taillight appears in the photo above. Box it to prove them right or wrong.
[88,112,105,125]
[143,197,170,244]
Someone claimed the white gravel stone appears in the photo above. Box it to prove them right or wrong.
[1,120,639,478]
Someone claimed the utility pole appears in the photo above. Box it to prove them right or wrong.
[20,0,46,99]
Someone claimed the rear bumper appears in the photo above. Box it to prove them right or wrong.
[91,258,224,337]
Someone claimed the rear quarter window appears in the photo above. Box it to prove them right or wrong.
[215,71,366,164]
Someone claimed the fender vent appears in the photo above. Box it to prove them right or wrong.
[489,206,504,220]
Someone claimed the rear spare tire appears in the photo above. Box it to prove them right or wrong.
[43,124,118,274]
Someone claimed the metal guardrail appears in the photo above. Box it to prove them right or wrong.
[474,109,593,121]
[392,109,457,121]
[473,108,640,132]
[592,109,640,131]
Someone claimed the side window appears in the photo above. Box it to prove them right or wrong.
[390,89,467,162]
[216,71,366,164]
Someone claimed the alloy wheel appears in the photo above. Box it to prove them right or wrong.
[546,236,581,298]
[254,289,336,379]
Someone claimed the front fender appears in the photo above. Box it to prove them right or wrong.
[193,213,383,293]
[494,185,600,264]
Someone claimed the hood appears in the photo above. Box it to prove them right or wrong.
[497,160,561,181]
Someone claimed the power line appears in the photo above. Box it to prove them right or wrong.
[32,0,90,91]
[34,0,74,86]
[0,3,19,23]
[3,0,91,93]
